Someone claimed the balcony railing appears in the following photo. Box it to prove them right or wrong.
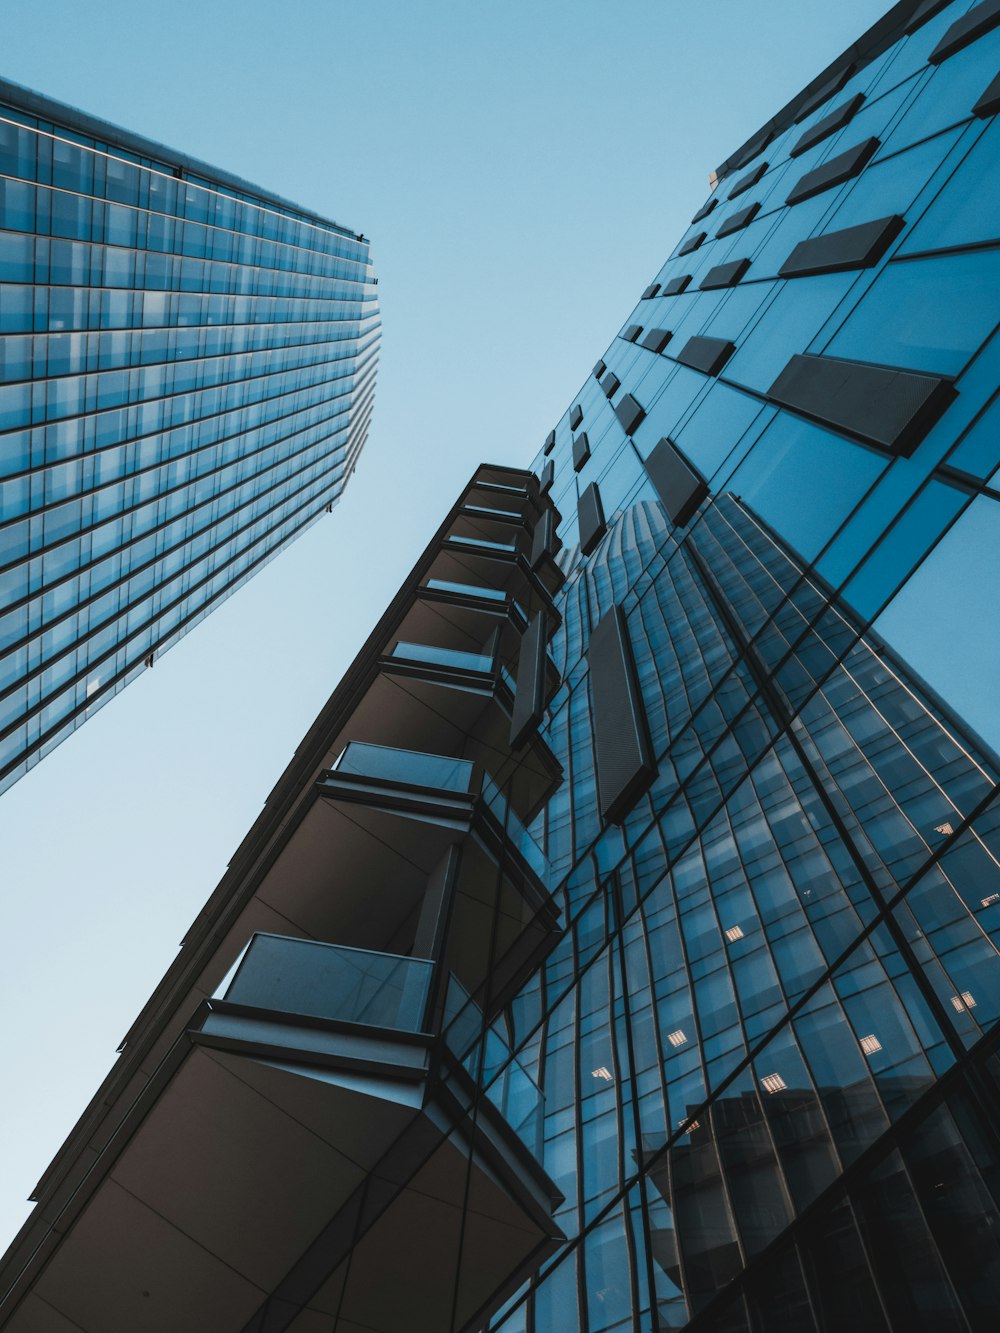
[333,739,475,793]
[389,639,495,674]
[222,933,433,1033]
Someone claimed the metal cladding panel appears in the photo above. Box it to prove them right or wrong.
[678,231,706,256]
[676,336,736,377]
[691,196,718,224]
[930,0,1000,62]
[570,403,584,429]
[905,0,954,31]
[623,326,643,344]
[602,372,621,399]
[593,359,607,378]
[786,137,880,205]
[578,482,606,555]
[588,606,655,823]
[663,276,692,297]
[767,353,956,456]
[510,610,549,749]
[530,507,555,567]
[641,283,660,299]
[728,161,768,198]
[644,437,709,527]
[572,432,591,472]
[540,459,555,494]
[779,215,904,277]
[615,394,646,436]
[729,129,773,170]
[974,70,1000,115]
[790,93,866,157]
[641,328,673,354]
[700,258,751,289]
[716,202,760,237]
[793,64,853,123]
[543,430,556,456]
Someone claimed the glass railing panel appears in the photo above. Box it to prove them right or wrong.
[482,773,550,881]
[425,578,507,602]
[334,740,474,793]
[223,934,433,1033]
[390,640,495,674]
[445,534,517,554]
[463,505,522,522]
[443,975,544,1157]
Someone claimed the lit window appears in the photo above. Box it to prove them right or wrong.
[666,1029,688,1048]
[934,821,955,836]
[678,1117,700,1132]
[951,991,977,1011]
[982,894,1000,907]
[86,679,101,699]
[859,1033,882,1055]
[591,1066,614,1082]
[760,1072,787,1093]
[724,925,745,942]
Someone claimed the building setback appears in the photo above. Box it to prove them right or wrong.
[4,0,1000,1328]
[0,79,379,794]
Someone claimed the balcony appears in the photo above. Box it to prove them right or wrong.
[18,933,562,1333]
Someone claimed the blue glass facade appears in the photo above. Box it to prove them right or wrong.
[0,79,379,793]
[3,2,1000,1330]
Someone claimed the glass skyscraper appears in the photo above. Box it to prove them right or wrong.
[0,78,379,794]
[3,0,1000,1329]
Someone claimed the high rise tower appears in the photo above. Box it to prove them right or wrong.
[0,79,379,793]
[3,0,1000,1328]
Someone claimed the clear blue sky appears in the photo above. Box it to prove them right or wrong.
[0,0,892,1249]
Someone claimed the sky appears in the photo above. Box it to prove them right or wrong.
[0,0,893,1252]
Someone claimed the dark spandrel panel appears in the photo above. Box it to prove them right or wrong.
[540,459,554,494]
[728,162,768,198]
[510,610,548,749]
[615,394,646,436]
[786,137,879,205]
[644,437,709,527]
[570,403,584,429]
[662,274,692,296]
[716,202,761,237]
[730,129,774,170]
[641,283,661,299]
[593,359,606,379]
[793,64,853,123]
[530,506,556,567]
[691,196,719,224]
[905,0,954,32]
[676,336,736,376]
[790,93,865,157]
[973,70,1000,115]
[543,430,556,456]
[678,231,707,256]
[779,215,904,277]
[602,371,621,399]
[701,258,751,289]
[767,353,956,456]
[578,482,606,555]
[588,606,655,823]
[930,0,1000,63]
[623,325,643,344]
[572,432,591,472]
[641,328,673,353]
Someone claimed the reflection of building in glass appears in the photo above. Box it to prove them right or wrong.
[0,78,379,793]
[4,0,1000,1329]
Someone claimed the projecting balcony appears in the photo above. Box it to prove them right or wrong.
[236,742,559,1021]
[19,934,562,1333]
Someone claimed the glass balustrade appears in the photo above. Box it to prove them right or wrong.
[390,640,495,674]
[425,578,508,602]
[222,933,434,1033]
[443,975,544,1157]
[333,740,475,793]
